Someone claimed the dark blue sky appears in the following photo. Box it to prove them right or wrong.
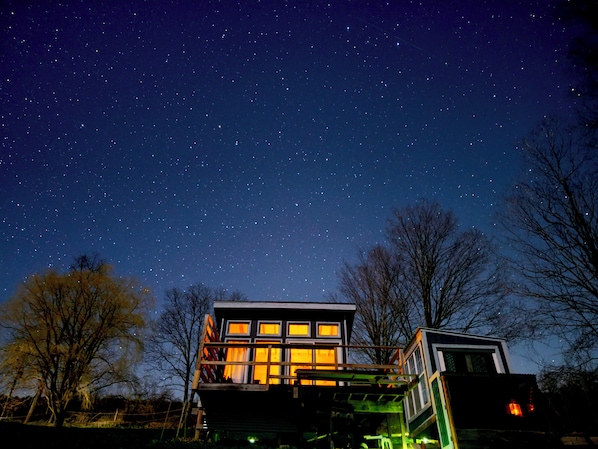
[1,0,575,327]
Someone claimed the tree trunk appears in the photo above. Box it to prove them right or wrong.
[24,388,41,424]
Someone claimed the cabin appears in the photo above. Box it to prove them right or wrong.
[191,302,557,449]
[191,301,415,449]
[402,328,556,449]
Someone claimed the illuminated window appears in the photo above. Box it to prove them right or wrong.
[258,322,281,336]
[317,323,339,337]
[224,340,248,383]
[288,323,310,336]
[253,341,281,385]
[227,322,249,335]
[315,348,337,385]
[290,347,313,384]
[289,346,338,385]
[507,400,523,417]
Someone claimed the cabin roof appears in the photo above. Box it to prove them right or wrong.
[404,327,507,351]
[214,300,356,312]
[213,300,357,342]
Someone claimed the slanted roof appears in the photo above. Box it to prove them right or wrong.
[214,300,356,312]
[213,300,357,341]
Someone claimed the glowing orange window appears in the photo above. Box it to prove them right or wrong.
[290,347,313,384]
[258,322,280,335]
[227,322,249,335]
[288,323,310,336]
[224,340,249,383]
[315,348,337,385]
[318,323,339,337]
[507,400,523,417]
[253,341,281,385]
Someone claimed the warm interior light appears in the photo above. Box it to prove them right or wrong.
[259,322,280,335]
[288,323,310,336]
[253,342,281,385]
[227,322,249,335]
[224,340,248,382]
[527,402,535,413]
[507,400,523,417]
[315,348,336,385]
[318,323,339,336]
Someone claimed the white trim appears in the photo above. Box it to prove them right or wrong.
[431,343,506,374]
[437,350,446,372]
[214,300,356,312]
[316,321,340,338]
[225,320,251,336]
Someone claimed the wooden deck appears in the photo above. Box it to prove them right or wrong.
[190,314,415,448]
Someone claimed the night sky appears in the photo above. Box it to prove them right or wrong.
[1,0,575,323]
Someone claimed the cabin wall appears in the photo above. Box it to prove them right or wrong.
[403,329,519,447]
[214,304,354,385]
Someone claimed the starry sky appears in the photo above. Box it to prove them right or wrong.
[1,1,576,315]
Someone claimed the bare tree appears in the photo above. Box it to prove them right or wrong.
[0,255,152,427]
[500,118,598,368]
[334,246,409,364]
[387,199,510,335]
[146,284,214,404]
[146,283,247,436]
[337,200,514,363]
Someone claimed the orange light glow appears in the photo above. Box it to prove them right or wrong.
[258,322,280,335]
[224,340,249,382]
[527,402,535,413]
[507,400,523,417]
[289,347,311,382]
[318,323,339,336]
[227,322,249,335]
[253,342,281,385]
[315,348,336,385]
[288,323,309,336]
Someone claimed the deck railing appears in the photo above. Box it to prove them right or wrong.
[191,315,414,389]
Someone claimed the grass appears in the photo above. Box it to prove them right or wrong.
[0,421,199,449]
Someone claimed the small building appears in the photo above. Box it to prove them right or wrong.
[191,302,557,449]
[402,328,556,449]
[191,301,415,448]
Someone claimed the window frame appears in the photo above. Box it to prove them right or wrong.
[433,343,505,374]
[252,339,282,385]
[225,320,251,336]
[257,321,282,337]
[286,339,341,385]
[316,321,340,338]
[287,321,311,337]
[223,338,250,383]
[404,343,431,419]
